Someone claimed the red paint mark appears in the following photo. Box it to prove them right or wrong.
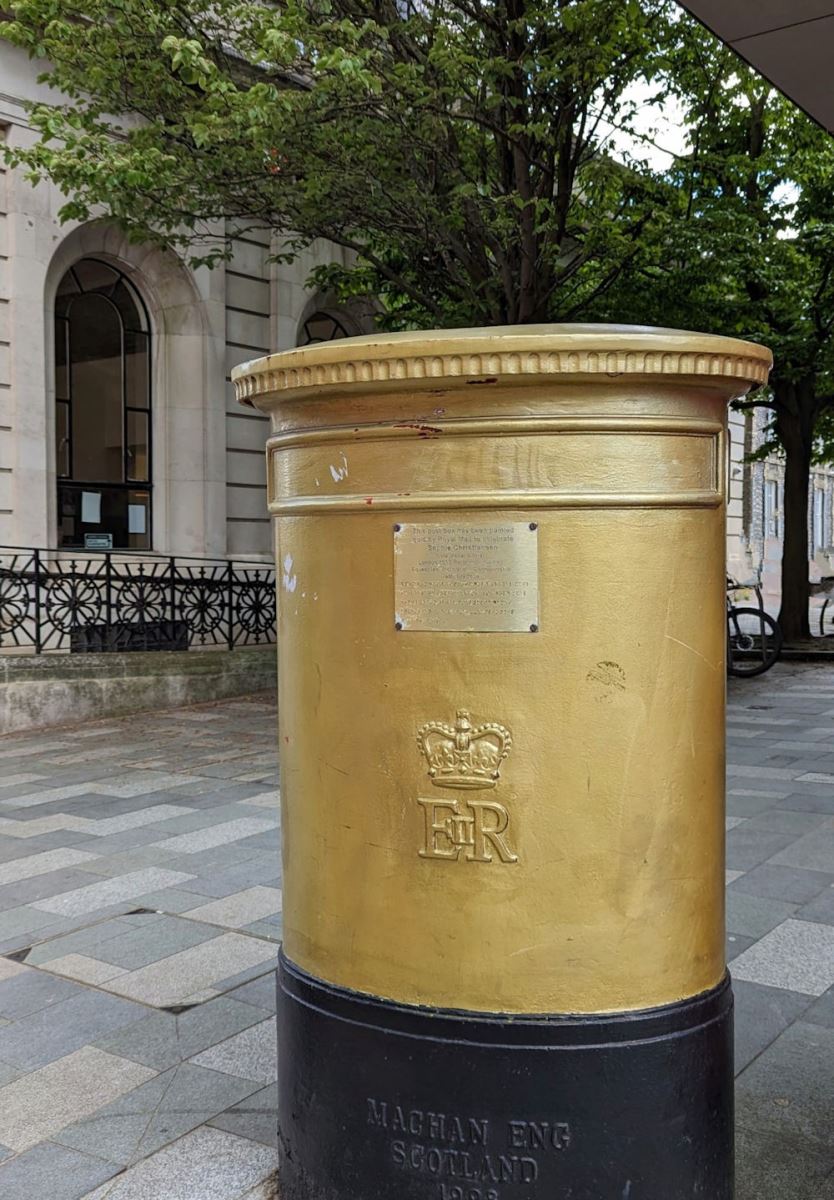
[466,376,498,385]
[364,497,374,505]
[284,736,290,744]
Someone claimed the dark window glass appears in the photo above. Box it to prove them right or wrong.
[72,259,119,293]
[112,279,148,332]
[125,331,149,408]
[56,484,151,552]
[69,293,123,483]
[298,311,350,346]
[55,258,152,548]
[126,410,149,481]
[55,271,80,319]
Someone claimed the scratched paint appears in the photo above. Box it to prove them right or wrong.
[329,453,349,483]
[282,553,298,593]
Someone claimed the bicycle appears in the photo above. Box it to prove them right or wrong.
[726,576,783,677]
[815,577,834,636]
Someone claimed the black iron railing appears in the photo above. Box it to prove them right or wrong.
[0,546,276,654]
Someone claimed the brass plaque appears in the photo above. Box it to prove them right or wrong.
[394,522,538,632]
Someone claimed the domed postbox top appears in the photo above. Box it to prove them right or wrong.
[232,322,772,407]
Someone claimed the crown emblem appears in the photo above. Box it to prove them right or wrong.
[417,710,512,790]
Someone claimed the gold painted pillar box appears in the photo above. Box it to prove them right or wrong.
[233,325,771,1200]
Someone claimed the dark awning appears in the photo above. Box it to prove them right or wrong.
[679,2,834,132]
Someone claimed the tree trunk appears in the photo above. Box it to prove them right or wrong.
[774,380,815,642]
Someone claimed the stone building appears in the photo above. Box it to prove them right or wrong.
[2,36,831,605]
[727,405,834,622]
[0,42,371,563]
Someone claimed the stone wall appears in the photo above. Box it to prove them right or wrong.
[0,645,277,735]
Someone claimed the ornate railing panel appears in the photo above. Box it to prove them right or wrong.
[0,547,276,654]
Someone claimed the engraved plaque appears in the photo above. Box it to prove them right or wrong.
[394,522,538,632]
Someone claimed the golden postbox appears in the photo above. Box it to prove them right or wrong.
[234,325,772,1200]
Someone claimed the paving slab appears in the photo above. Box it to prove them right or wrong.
[0,867,114,911]
[736,1127,834,1200]
[737,1021,834,1150]
[0,1046,154,1151]
[0,1141,121,1200]
[0,986,147,1070]
[20,916,136,966]
[733,979,816,1072]
[725,827,798,872]
[797,885,834,924]
[181,888,282,930]
[191,1018,277,1085]
[732,918,834,996]
[0,967,83,1019]
[101,932,278,1008]
[78,1126,278,1200]
[54,1061,261,1165]
[726,892,798,940]
[33,869,197,918]
[226,975,277,1014]
[770,826,834,873]
[209,1083,279,1148]
[94,997,267,1070]
[0,848,97,886]
[153,819,275,857]
[729,863,834,905]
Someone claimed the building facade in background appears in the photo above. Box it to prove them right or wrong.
[727,407,834,615]
[2,39,832,594]
[0,42,371,563]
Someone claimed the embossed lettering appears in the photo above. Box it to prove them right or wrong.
[395,522,539,633]
[372,1098,554,1188]
[467,800,518,864]
[468,1119,489,1146]
[391,1144,538,1184]
[418,798,517,863]
[507,1120,572,1151]
[427,1112,446,1140]
[419,799,462,860]
[367,1098,388,1128]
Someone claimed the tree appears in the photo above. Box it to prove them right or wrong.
[593,28,834,641]
[8,2,834,638]
[3,0,673,328]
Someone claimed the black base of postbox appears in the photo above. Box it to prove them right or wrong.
[276,951,734,1200]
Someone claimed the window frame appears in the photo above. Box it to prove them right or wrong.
[54,259,152,549]
[813,486,827,553]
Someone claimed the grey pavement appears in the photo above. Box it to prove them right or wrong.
[0,669,832,1195]
[0,697,280,1200]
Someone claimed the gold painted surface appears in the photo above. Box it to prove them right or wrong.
[418,709,513,790]
[240,325,773,1016]
[232,323,772,405]
[268,423,721,514]
[395,523,538,632]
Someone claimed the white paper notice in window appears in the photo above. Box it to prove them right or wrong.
[81,491,101,523]
[128,504,146,534]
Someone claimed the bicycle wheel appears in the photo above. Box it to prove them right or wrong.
[727,607,783,677]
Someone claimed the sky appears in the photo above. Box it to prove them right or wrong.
[597,82,691,172]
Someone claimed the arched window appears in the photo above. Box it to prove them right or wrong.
[55,258,151,549]
[298,310,351,346]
